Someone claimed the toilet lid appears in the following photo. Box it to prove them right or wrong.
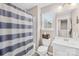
[38,46,48,52]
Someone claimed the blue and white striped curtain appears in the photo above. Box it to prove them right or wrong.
[0,4,34,56]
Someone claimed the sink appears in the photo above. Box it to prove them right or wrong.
[64,38,69,41]
[53,37,79,49]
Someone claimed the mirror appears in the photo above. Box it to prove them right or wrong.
[42,13,53,29]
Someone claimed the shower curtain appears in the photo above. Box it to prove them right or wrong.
[0,3,34,56]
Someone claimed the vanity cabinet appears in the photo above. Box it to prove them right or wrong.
[53,43,79,56]
[75,49,79,56]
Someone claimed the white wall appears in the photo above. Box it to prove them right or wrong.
[72,8,79,39]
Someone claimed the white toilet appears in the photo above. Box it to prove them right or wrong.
[37,38,51,56]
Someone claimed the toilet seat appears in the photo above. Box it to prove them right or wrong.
[37,46,48,55]
[36,39,51,56]
[38,46,48,52]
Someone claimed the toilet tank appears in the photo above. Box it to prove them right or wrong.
[42,39,50,46]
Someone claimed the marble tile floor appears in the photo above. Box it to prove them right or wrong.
[32,52,53,56]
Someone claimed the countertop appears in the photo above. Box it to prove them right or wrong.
[52,37,79,49]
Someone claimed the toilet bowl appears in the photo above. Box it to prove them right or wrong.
[37,38,51,56]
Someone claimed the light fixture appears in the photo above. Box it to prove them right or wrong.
[58,6,63,10]
[57,3,77,13]
[57,5,63,12]
[70,3,77,9]
[70,3,77,6]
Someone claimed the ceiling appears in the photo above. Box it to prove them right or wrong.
[12,3,51,10]
[42,3,79,14]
